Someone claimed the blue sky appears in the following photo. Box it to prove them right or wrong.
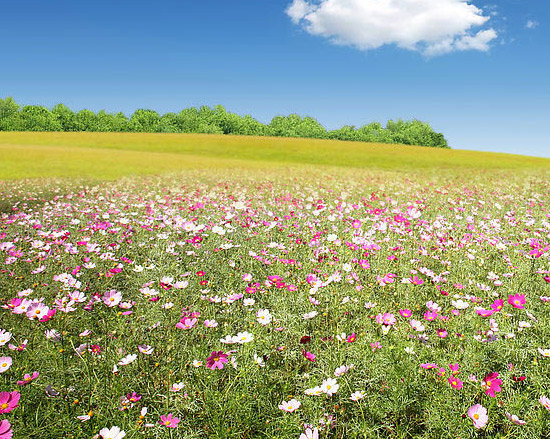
[1,0,548,157]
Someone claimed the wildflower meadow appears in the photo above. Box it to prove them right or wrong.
[1,165,549,439]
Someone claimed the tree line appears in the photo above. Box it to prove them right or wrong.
[0,97,449,148]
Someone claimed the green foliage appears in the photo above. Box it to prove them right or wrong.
[0,97,450,148]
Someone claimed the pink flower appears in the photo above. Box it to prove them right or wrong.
[175,317,197,330]
[26,302,50,320]
[0,392,20,414]
[17,371,39,386]
[505,412,526,425]
[482,372,502,397]
[346,333,357,343]
[448,376,463,389]
[540,396,550,410]
[508,294,526,309]
[103,290,122,307]
[399,309,412,318]
[375,313,396,326]
[159,413,180,428]
[370,342,382,351]
[423,310,438,321]
[468,404,488,429]
[0,419,12,439]
[302,350,316,362]
[437,329,448,338]
[206,351,229,370]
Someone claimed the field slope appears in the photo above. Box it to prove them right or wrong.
[0,131,549,180]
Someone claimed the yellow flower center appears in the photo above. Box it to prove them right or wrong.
[1,403,8,409]
[165,420,171,426]
[1,363,7,368]
[474,414,479,420]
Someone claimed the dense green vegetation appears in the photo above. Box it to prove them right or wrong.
[0,97,449,148]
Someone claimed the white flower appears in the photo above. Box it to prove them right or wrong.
[236,331,254,344]
[538,348,550,358]
[334,364,353,377]
[300,427,319,439]
[320,378,339,396]
[253,354,265,367]
[192,360,203,368]
[350,391,367,401]
[256,309,272,326]
[278,398,301,412]
[117,354,137,366]
[451,299,469,310]
[243,298,255,306]
[99,426,126,439]
[303,311,318,320]
[170,382,185,392]
[304,386,323,396]
[410,320,425,332]
[0,330,12,346]
[404,346,416,355]
[138,345,154,355]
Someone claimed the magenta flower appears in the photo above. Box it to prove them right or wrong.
[206,351,229,370]
[448,376,463,389]
[482,372,502,397]
[449,363,459,374]
[508,294,526,309]
[490,299,504,312]
[419,363,438,369]
[0,392,20,414]
[0,419,12,439]
[476,309,495,317]
[399,309,412,318]
[423,310,438,321]
[302,350,316,362]
[17,371,39,386]
[159,413,180,428]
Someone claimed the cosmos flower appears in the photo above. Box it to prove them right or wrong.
[0,358,12,374]
[159,413,180,428]
[481,372,502,397]
[467,404,488,429]
[206,351,229,370]
[278,399,301,412]
[0,392,20,414]
[98,426,126,439]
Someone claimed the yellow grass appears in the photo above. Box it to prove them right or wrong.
[0,132,548,180]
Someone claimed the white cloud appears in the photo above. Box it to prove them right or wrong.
[526,20,539,29]
[286,0,498,56]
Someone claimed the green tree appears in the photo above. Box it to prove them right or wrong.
[75,109,99,131]
[0,97,21,131]
[128,109,161,132]
[18,105,62,131]
[52,104,78,131]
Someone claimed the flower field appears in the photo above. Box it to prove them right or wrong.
[1,166,550,439]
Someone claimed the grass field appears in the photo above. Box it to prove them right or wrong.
[1,133,550,439]
[1,132,549,180]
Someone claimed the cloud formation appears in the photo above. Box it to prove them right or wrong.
[286,0,498,56]
[526,20,539,29]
